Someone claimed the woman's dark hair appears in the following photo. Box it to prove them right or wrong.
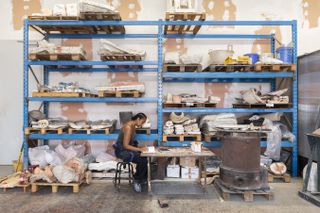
[131,113,147,121]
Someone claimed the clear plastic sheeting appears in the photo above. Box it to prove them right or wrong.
[264,118,282,161]
[303,162,318,193]
[29,145,63,167]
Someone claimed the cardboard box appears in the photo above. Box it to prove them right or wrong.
[190,167,199,179]
[179,157,196,168]
[181,167,199,179]
[166,165,180,178]
[181,167,190,179]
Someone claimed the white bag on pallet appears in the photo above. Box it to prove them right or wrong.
[66,3,78,16]
[53,4,66,16]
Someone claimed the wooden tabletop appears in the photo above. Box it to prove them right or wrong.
[141,147,215,157]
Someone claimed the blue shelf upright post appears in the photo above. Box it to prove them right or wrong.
[23,19,29,169]
[292,20,298,177]
[157,20,164,146]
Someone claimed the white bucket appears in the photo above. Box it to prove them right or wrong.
[208,45,234,64]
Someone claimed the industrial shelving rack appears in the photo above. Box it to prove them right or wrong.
[23,19,298,176]
[159,20,298,176]
[23,20,162,170]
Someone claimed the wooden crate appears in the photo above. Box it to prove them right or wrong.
[165,12,206,35]
[135,128,151,135]
[214,179,274,202]
[29,53,86,61]
[98,90,143,98]
[254,64,296,72]
[163,64,202,72]
[163,102,217,108]
[32,91,95,98]
[25,127,65,135]
[100,53,142,61]
[79,12,125,34]
[204,64,254,72]
[268,173,291,183]
[162,134,201,142]
[233,103,292,109]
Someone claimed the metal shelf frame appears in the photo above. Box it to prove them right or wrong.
[23,19,298,176]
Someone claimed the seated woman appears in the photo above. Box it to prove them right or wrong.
[113,113,148,192]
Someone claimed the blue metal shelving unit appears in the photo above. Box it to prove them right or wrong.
[158,20,298,176]
[23,19,298,176]
[23,20,161,170]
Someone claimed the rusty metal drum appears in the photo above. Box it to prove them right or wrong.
[220,132,268,190]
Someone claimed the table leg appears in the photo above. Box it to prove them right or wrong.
[147,157,151,193]
[204,157,207,186]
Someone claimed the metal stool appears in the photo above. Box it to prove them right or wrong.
[114,161,134,191]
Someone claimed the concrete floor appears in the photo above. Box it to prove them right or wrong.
[0,166,319,213]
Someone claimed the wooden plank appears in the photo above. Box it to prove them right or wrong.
[32,91,94,97]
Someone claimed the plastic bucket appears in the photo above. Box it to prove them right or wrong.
[244,53,259,64]
[276,47,293,64]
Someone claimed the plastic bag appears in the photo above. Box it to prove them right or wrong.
[264,119,282,161]
[303,162,318,192]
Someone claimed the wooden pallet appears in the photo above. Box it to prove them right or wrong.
[204,64,255,72]
[68,125,115,134]
[32,91,96,97]
[1,184,30,193]
[163,64,202,72]
[29,53,86,61]
[28,15,79,20]
[163,102,217,108]
[254,64,296,72]
[79,12,125,34]
[31,177,86,193]
[162,134,201,142]
[35,25,97,34]
[165,12,206,35]
[135,128,151,135]
[214,179,273,202]
[233,103,292,109]
[25,127,66,135]
[98,90,143,98]
[268,173,291,183]
[100,53,142,61]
